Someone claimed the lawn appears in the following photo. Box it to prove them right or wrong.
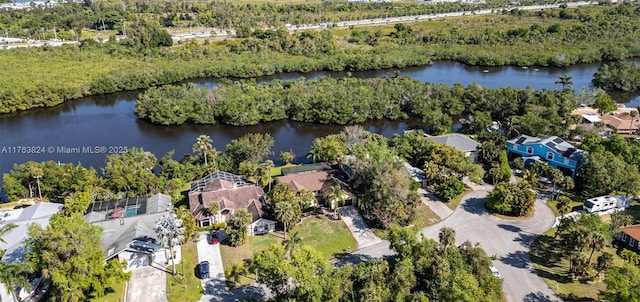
[219,215,356,286]
[530,228,626,301]
[269,163,298,177]
[410,202,441,230]
[294,216,357,260]
[165,242,203,302]
[444,188,473,211]
[546,197,584,217]
[90,277,126,302]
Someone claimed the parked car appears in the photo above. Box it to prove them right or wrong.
[199,261,210,279]
[489,265,502,279]
[208,230,219,245]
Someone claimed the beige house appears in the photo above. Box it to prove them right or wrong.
[276,169,356,210]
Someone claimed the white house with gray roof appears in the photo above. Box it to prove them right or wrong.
[431,133,481,160]
[0,202,63,264]
[85,193,173,270]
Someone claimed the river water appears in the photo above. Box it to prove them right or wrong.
[1,60,639,179]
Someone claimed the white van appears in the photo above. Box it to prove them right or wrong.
[583,196,619,213]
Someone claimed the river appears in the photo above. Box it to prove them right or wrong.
[1,60,639,181]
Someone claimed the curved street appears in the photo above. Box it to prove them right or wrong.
[420,189,560,302]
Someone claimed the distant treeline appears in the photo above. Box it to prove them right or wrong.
[2,3,640,114]
[135,75,578,137]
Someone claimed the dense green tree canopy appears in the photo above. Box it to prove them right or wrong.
[486,182,536,217]
[249,227,502,301]
[26,213,129,301]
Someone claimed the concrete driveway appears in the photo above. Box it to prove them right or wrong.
[126,266,168,302]
[420,189,561,302]
[197,232,271,302]
[196,232,226,295]
[339,206,383,249]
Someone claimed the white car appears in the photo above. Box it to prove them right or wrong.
[490,265,502,279]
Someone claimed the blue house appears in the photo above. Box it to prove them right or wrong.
[507,135,584,178]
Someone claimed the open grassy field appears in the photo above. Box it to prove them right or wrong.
[165,242,204,302]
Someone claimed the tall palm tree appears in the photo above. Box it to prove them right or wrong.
[555,74,574,90]
[0,262,31,302]
[438,227,456,251]
[594,252,613,278]
[192,134,213,167]
[154,213,185,275]
[328,185,345,210]
[28,165,43,201]
[275,202,296,240]
[259,160,275,190]
[587,232,607,264]
[0,223,17,244]
[225,262,247,289]
[208,201,221,224]
[629,110,638,137]
[523,169,537,186]
[556,196,572,219]
[231,209,252,228]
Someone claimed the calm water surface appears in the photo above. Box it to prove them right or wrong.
[1,60,639,181]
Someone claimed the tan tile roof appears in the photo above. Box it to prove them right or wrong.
[601,113,640,131]
[621,225,640,241]
[276,171,332,192]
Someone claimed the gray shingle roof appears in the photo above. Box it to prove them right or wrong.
[431,134,480,153]
[0,202,63,263]
[84,193,172,260]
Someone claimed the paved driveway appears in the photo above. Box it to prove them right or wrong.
[126,266,168,302]
[420,189,560,302]
[196,232,226,295]
[197,232,271,302]
[339,206,383,249]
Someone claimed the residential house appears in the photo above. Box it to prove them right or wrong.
[188,171,275,236]
[431,133,481,160]
[84,193,172,270]
[601,112,640,135]
[507,135,585,178]
[276,165,356,210]
[0,202,64,264]
[617,225,640,254]
[575,114,614,137]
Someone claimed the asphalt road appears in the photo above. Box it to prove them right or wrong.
[420,189,560,302]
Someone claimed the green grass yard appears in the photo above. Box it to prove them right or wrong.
[294,216,357,260]
[166,242,204,302]
[220,215,356,286]
[444,188,473,211]
[530,229,626,301]
[89,277,126,302]
[269,163,298,177]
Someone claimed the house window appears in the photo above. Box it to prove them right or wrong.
[526,146,533,154]
[631,238,637,248]
[546,152,554,160]
[622,233,628,241]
